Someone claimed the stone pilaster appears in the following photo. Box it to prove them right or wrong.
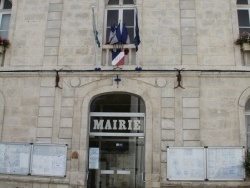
[37,77,55,142]
[182,77,200,146]
[44,0,63,66]
[180,0,198,65]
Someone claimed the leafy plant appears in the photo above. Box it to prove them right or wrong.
[0,37,10,48]
[235,32,250,45]
[244,151,250,176]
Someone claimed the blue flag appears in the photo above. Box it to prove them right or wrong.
[121,23,130,44]
[133,9,140,52]
[116,23,122,43]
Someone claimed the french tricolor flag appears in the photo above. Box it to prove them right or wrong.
[112,51,125,66]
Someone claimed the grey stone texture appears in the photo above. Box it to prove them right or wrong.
[0,0,249,187]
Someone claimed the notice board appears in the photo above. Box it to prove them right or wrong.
[0,143,31,175]
[167,147,206,180]
[207,147,245,180]
[31,144,67,177]
[89,148,99,169]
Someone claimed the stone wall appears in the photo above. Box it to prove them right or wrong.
[4,0,242,69]
[0,72,249,187]
[0,0,249,187]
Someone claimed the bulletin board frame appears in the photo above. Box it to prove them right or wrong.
[0,142,31,175]
[167,147,207,180]
[206,147,245,181]
[30,144,67,177]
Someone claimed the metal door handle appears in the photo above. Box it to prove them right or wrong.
[141,171,145,182]
[86,170,89,181]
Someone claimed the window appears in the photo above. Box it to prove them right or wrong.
[246,99,250,150]
[237,0,250,34]
[90,93,145,113]
[102,0,138,66]
[105,0,135,44]
[0,0,11,38]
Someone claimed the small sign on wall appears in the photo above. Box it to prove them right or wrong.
[89,148,99,169]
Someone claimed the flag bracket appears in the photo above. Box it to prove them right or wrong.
[174,68,185,89]
[113,66,122,70]
[114,75,121,88]
[94,67,101,71]
[135,67,142,71]
[54,69,63,89]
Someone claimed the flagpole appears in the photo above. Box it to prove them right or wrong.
[92,6,99,69]
[135,5,140,69]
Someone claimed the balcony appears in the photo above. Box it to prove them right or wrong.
[101,44,136,66]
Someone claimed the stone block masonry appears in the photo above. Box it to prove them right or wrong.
[180,0,198,65]
[44,1,63,66]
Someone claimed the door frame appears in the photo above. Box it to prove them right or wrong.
[80,88,157,188]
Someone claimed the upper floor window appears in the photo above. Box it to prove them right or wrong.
[105,0,135,45]
[237,0,250,34]
[0,0,11,38]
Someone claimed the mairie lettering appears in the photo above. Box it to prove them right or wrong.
[93,119,141,130]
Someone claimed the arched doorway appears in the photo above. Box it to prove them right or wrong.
[87,93,145,188]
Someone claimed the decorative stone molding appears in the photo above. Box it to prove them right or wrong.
[238,86,250,147]
[80,80,158,188]
[70,78,81,87]
[238,87,250,107]
[156,78,167,87]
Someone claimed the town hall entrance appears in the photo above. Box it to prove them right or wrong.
[87,93,145,188]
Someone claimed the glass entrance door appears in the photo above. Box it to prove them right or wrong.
[87,136,145,188]
[88,93,146,188]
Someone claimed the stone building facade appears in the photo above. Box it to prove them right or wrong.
[0,0,250,187]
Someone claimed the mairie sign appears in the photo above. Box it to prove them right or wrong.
[91,119,142,131]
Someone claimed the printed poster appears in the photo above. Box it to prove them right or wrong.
[89,148,99,169]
